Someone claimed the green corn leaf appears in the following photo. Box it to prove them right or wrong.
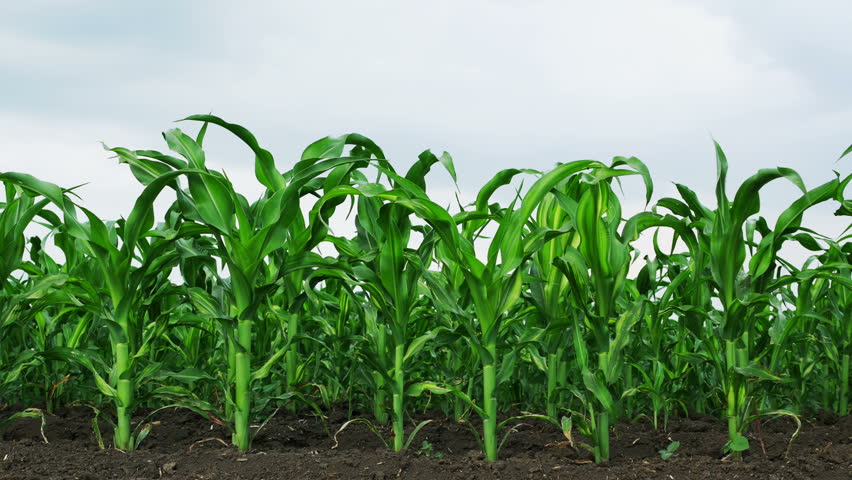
[105,145,175,186]
[726,433,750,452]
[251,340,293,382]
[405,150,457,189]
[163,129,206,169]
[611,156,653,204]
[604,302,643,383]
[571,318,590,371]
[713,140,730,214]
[186,287,222,317]
[159,368,214,384]
[496,350,518,387]
[405,381,453,397]
[733,364,785,382]
[403,329,443,364]
[582,368,615,415]
[750,178,839,278]
[186,173,235,234]
[182,114,286,192]
[68,351,118,399]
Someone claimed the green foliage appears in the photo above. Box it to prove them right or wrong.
[659,440,680,460]
[0,117,848,462]
[418,440,444,459]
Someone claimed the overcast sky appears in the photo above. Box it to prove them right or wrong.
[1,1,850,255]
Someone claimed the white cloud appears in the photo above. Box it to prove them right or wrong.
[96,0,815,140]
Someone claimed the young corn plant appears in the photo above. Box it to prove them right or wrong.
[810,241,852,415]
[624,254,697,430]
[527,178,579,419]
[4,122,850,463]
[0,185,55,400]
[767,234,852,415]
[312,150,457,450]
[549,167,656,463]
[369,159,650,461]
[655,143,846,455]
[112,115,381,450]
[0,180,80,407]
[299,276,363,410]
[0,172,185,450]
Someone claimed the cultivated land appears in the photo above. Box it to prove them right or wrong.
[1,406,850,479]
[1,116,850,478]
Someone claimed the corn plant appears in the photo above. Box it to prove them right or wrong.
[111,116,385,450]
[317,151,457,450]
[623,254,696,430]
[655,143,846,455]
[543,161,656,462]
[370,159,649,460]
[0,186,55,400]
[2,120,849,463]
[766,234,852,415]
[0,171,186,450]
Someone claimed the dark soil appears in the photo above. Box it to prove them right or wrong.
[0,405,849,479]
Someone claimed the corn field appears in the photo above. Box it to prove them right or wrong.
[1,115,850,463]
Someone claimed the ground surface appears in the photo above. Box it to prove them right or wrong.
[0,405,849,479]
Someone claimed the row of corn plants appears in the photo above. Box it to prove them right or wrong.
[1,116,849,462]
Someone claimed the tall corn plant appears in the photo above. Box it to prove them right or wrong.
[362,159,649,461]
[655,143,845,455]
[22,236,96,412]
[813,156,852,414]
[765,232,852,415]
[319,151,455,450]
[0,184,71,404]
[112,115,380,450]
[0,172,185,450]
[808,240,852,415]
[527,178,578,419]
[258,136,387,411]
[544,162,655,462]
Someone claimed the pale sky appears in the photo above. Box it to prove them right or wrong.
[1,1,850,259]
